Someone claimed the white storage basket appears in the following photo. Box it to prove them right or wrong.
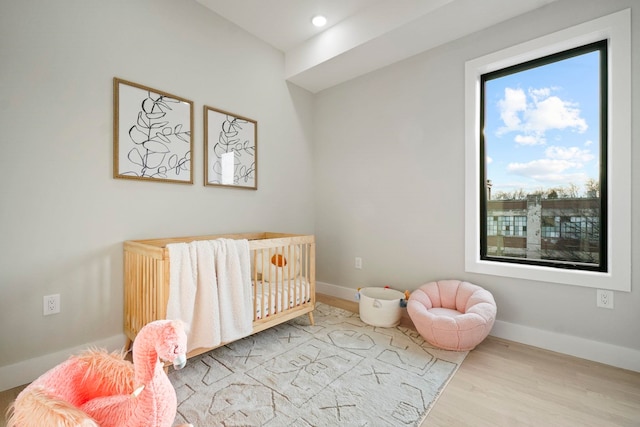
[358,287,405,327]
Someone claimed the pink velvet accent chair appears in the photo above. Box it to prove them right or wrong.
[407,280,497,351]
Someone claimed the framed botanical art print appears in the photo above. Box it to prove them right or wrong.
[204,105,257,190]
[113,78,194,184]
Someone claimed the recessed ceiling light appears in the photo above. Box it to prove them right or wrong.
[311,15,327,27]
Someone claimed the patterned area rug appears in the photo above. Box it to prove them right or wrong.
[169,303,467,426]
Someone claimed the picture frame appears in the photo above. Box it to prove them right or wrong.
[204,105,257,190]
[113,78,194,184]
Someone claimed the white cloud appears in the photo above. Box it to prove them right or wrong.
[495,86,588,143]
[497,87,526,132]
[507,158,578,176]
[507,159,591,184]
[502,146,595,185]
[486,155,493,164]
[529,87,551,101]
[545,146,594,162]
[514,134,544,146]
[525,96,587,134]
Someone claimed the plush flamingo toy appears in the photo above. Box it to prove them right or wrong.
[7,320,192,427]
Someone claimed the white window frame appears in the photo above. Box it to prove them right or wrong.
[464,9,631,292]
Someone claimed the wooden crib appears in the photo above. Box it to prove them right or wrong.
[123,232,315,360]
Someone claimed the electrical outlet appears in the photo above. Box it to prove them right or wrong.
[596,289,613,309]
[43,294,61,315]
[355,257,363,270]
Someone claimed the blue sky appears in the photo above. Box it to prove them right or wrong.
[484,50,601,197]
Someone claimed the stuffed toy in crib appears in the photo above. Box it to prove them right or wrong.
[6,320,193,427]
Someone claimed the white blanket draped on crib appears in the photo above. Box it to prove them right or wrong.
[166,238,253,352]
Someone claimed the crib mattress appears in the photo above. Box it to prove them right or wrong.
[252,277,310,320]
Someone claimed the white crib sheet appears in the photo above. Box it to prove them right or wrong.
[252,277,310,320]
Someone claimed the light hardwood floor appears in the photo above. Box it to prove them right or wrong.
[315,294,640,427]
[2,295,639,427]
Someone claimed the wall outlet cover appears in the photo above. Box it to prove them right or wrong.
[596,289,613,309]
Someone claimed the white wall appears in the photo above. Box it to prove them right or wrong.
[1,0,638,392]
[0,0,315,389]
[314,0,640,370]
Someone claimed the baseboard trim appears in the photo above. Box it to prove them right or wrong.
[317,281,640,373]
[0,334,127,392]
[491,320,640,372]
[317,281,360,302]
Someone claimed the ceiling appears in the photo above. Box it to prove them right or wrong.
[195,0,558,93]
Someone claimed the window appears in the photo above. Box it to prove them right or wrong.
[480,41,606,271]
[487,216,527,237]
[541,216,560,238]
[464,9,631,292]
